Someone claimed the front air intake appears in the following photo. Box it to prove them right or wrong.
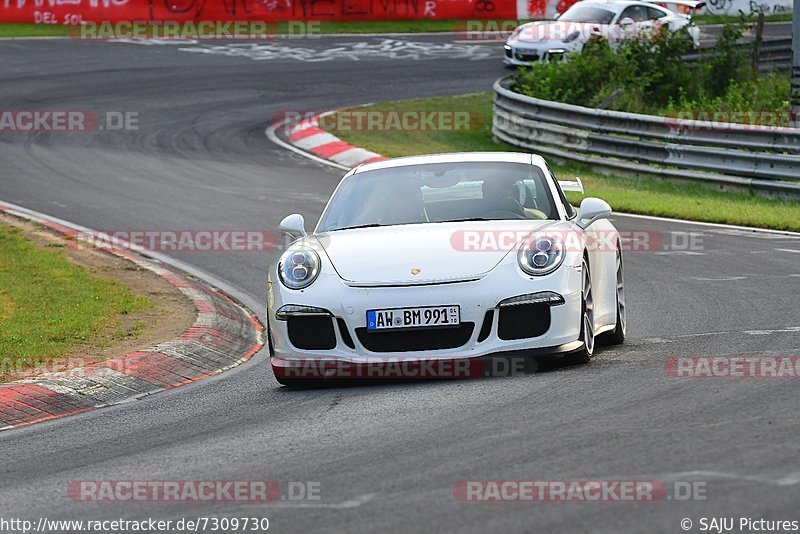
[497,303,550,340]
[287,316,337,350]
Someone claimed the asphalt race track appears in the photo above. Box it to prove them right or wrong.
[1,34,799,533]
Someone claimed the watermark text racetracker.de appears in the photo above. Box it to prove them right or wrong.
[664,110,800,131]
[72,229,278,253]
[0,110,139,132]
[277,109,484,132]
[666,356,800,378]
[450,229,704,253]
[71,20,322,40]
[67,479,320,502]
[453,479,708,502]
[453,20,659,42]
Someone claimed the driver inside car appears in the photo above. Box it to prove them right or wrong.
[481,177,547,219]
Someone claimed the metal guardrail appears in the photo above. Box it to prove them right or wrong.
[492,76,800,198]
[684,38,793,71]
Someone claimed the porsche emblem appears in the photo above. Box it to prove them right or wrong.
[411,268,422,276]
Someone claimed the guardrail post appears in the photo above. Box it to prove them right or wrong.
[792,0,800,127]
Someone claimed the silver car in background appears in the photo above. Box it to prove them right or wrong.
[504,0,703,65]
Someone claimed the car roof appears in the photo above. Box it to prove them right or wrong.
[571,0,671,10]
[574,0,642,6]
[352,152,547,173]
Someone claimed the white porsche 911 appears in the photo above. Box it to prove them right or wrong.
[267,152,625,385]
[504,0,703,65]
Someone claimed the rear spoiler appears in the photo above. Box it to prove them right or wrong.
[558,177,584,194]
[642,0,706,12]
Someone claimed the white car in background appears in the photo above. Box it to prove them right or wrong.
[267,152,626,386]
[504,0,703,65]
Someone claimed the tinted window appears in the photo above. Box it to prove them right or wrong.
[559,4,616,23]
[619,5,648,21]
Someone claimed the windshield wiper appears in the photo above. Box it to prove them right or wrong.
[334,223,385,231]
[437,217,493,223]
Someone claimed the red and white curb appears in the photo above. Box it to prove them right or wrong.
[0,202,264,431]
[277,110,387,169]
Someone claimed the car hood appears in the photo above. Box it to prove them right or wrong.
[512,21,608,43]
[315,220,561,286]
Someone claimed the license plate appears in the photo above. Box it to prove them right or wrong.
[366,306,460,331]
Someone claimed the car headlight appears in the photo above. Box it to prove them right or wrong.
[517,234,565,276]
[563,31,580,43]
[278,246,320,289]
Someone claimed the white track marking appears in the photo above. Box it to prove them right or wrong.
[266,492,377,508]
[329,147,382,167]
[709,228,800,240]
[677,326,800,338]
[613,212,800,237]
[292,132,341,150]
[641,326,800,343]
[690,276,747,281]
[173,39,495,62]
[656,470,800,487]
[265,120,349,171]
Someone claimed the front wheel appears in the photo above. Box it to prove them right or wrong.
[598,247,626,345]
[274,374,324,388]
[568,258,595,364]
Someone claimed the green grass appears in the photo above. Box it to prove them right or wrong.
[0,23,68,37]
[0,223,150,377]
[325,93,800,232]
[692,12,793,25]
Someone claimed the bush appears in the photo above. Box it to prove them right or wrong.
[665,73,791,125]
[699,23,750,98]
[513,23,787,119]
[514,39,616,105]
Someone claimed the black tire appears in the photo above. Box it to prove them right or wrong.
[266,316,275,357]
[598,247,626,346]
[274,375,324,388]
[567,257,595,365]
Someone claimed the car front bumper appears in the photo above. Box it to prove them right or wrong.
[503,40,583,65]
[267,259,584,374]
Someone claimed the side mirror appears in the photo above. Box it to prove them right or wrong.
[576,197,612,229]
[619,17,635,27]
[278,213,307,240]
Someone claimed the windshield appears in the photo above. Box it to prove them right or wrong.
[559,4,616,23]
[316,161,559,232]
